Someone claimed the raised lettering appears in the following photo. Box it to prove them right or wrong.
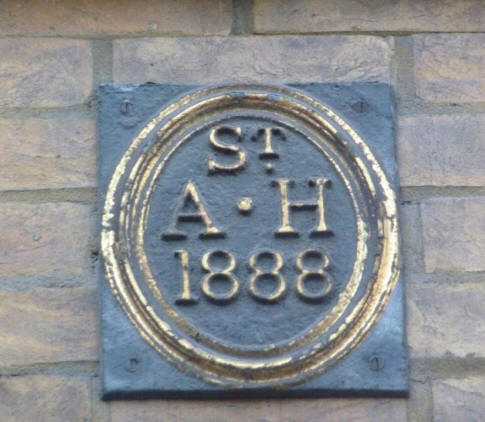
[208,126,246,174]
[162,180,225,240]
[274,178,332,238]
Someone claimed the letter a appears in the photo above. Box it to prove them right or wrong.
[162,181,225,240]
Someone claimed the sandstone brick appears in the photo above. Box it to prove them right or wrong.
[421,197,485,272]
[0,39,92,108]
[433,376,485,422]
[0,202,92,277]
[0,287,97,365]
[0,119,96,190]
[398,114,485,187]
[111,398,406,422]
[0,0,231,37]
[407,282,485,358]
[113,36,393,84]
[254,0,485,33]
[414,34,485,103]
[0,375,91,422]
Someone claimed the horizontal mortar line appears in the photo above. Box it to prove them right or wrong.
[0,105,95,119]
[252,30,485,37]
[0,361,100,377]
[397,104,485,116]
[397,103,485,116]
[0,32,234,41]
[400,186,485,201]
[0,31,484,42]
[0,277,98,291]
[109,31,394,39]
[410,357,485,378]
[0,187,98,203]
[404,271,485,283]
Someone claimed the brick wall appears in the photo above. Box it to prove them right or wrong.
[0,1,484,421]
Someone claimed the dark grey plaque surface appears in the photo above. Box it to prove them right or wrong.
[98,83,407,399]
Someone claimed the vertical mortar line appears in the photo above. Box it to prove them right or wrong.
[393,35,428,273]
[90,375,111,422]
[407,360,434,422]
[92,39,114,86]
[231,0,254,35]
[392,36,417,115]
[429,374,436,422]
[393,35,426,421]
[89,376,95,422]
[415,200,426,272]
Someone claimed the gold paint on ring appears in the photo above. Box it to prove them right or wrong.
[101,84,400,387]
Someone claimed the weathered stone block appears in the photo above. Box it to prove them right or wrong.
[0,119,96,190]
[113,36,393,84]
[0,375,91,422]
[0,39,92,108]
[0,287,98,365]
[414,34,485,103]
[111,398,407,422]
[407,281,485,358]
[421,197,485,272]
[0,0,231,36]
[433,376,485,422]
[254,0,485,33]
[0,203,92,277]
[398,114,485,187]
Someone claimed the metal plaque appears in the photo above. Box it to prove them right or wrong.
[99,83,407,399]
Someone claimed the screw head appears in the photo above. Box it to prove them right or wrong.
[368,355,385,371]
[125,358,139,373]
[351,100,369,113]
[120,99,134,116]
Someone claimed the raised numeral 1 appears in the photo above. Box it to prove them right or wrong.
[174,250,198,304]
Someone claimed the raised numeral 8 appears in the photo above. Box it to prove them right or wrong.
[295,249,333,302]
[201,250,239,303]
[248,251,286,303]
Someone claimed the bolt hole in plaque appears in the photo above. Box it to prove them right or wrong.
[98,83,407,399]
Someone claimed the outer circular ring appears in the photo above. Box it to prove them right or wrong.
[101,84,400,388]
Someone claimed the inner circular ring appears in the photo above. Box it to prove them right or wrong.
[132,110,367,358]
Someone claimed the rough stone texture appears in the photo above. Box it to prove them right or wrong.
[398,114,485,187]
[0,203,92,277]
[421,197,485,272]
[113,36,393,84]
[0,39,92,108]
[0,119,96,190]
[433,376,485,422]
[254,0,485,33]
[407,281,485,358]
[414,34,485,103]
[111,398,407,422]
[399,203,423,272]
[0,375,91,422]
[0,287,98,365]
[407,362,434,422]
[0,0,231,36]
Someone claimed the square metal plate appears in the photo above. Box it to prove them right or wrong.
[98,83,407,399]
